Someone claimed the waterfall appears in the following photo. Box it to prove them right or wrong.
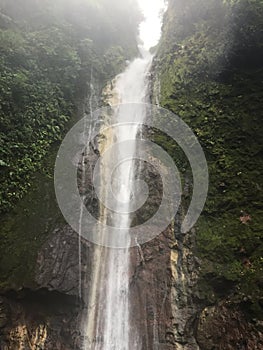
[84,49,153,350]
[84,2,166,348]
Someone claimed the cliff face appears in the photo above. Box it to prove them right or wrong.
[153,0,263,348]
[130,226,199,350]
[0,290,82,349]
[127,142,200,349]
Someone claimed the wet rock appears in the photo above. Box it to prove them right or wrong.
[36,225,90,297]
[128,152,200,349]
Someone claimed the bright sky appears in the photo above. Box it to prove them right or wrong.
[138,0,166,49]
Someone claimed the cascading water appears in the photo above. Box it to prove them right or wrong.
[84,1,166,349]
[85,49,153,350]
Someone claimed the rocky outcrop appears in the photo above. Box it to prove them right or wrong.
[36,226,89,297]
[130,228,175,349]
[127,142,201,349]
[0,219,93,349]
[130,223,200,350]
[0,288,82,349]
[196,303,263,350]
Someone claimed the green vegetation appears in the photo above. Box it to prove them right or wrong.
[0,146,62,290]
[155,0,263,318]
[0,0,140,288]
[0,0,140,214]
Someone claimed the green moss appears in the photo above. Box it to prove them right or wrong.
[0,144,66,290]
[155,0,263,317]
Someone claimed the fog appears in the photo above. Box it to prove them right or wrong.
[138,0,167,49]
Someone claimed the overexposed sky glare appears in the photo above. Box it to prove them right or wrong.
[138,0,166,49]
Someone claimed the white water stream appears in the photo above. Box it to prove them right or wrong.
[84,1,165,349]
[85,48,153,350]
[99,50,153,348]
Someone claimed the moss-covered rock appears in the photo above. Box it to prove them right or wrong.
[154,0,263,319]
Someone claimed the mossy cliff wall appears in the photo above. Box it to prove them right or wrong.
[0,0,140,290]
[153,0,263,348]
[0,1,140,347]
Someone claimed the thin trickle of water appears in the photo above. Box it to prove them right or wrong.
[78,68,97,299]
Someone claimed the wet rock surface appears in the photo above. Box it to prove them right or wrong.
[36,226,90,297]
[128,152,201,349]
[129,221,200,350]
[130,228,174,349]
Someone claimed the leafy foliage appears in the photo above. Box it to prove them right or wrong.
[0,0,140,213]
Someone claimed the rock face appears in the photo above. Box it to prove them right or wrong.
[129,223,200,350]
[130,228,175,349]
[196,303,263,350]
[2,218,262,350]
[0,225,88,349]
[127,147,200,349]
[169,223,200,350]
[36,226,89,297]
[0,135,98,349]
[0,288,82,350]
